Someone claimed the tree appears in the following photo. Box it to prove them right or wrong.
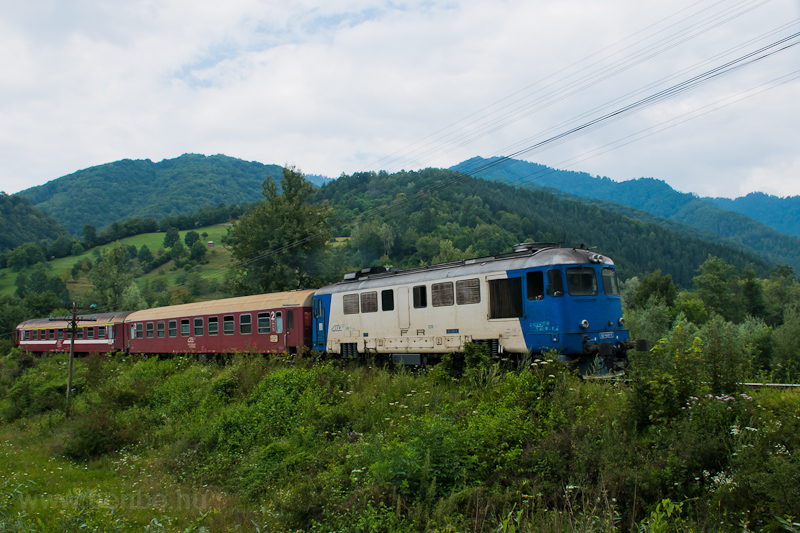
[189,240,207,262]
[226,166,334,294]
[87,244,135,311]
[184,230,200,248]
[693,256,742,323]
[138,244,154,266]
[163,227,180,248]
[82,225,98,248]
[628,270,678,310]
[6,242,46,271]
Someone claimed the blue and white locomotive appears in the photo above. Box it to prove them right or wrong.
[312,242,639,373]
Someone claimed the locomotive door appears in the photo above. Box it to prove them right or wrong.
[397,288,410,330]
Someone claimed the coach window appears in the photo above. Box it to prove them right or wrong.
[76,328,84,340]
[194,318,204,336]
[432,282,454,307]
[240,314,252,334]
[23,331,29,341]
[343,294,359,315]
[208,317,219,335]
[181,319,190,337]
[58,329,64,340]
[489,278,523,319]
[547,269,564,297]
[86,328,93,339]
[66,329,73,340]
[413,285,427,308]
[223,315,235,335]
[527,271,545,300]
[361,292,378,313]
[275,312,283,333]
[135,323,143,339]
[258,313,271,333]
[168,320,177,337]
[381,289,394,311]
[602,268,620,296]
[99,326,106,339]
[566,267,598,296]
[456,279,481,305]
[156,322,165,338]
[287,310,294,331]
[146,323,154,338]
[39,329,45,339]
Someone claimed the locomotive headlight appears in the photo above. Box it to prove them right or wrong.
[579,319,589,329]
[618,317,625,327]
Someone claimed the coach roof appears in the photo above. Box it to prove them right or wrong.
[126,290,315,322]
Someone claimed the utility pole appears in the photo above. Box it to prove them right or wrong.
[51,303,95,418]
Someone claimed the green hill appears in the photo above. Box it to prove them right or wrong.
[452,157,800,271]
[0,193,70,253]
[17,154,332,234]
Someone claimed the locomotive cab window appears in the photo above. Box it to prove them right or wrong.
[527,271,545,300]
[258,313,271,334]
[240,314,252,334]
[489,278,523,319]
[275,312,283,333]
[413,285,427,308]
[194,318,204,336]
[208,317,219,336]
[223,315,234,335]
[602,268,620,296]
[168,320,177,337]
[566,267,598,296]
[547,269,564,297]
[381,290,394,311]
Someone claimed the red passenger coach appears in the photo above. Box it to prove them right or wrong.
[125,290,315,355]
[15,312,132,355]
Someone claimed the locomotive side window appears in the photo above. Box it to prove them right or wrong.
[547,270,564,297]
[168,320,177,337]
[602,268,620,296]
[432,282,454,307]
[566,267,598,296]
[208,317,219,336]
[527,272,545,300]
[413,285,427,308]
[361,292,378,313]
[381,290,394,311]
[181,319,190,337]
[223,315,235,335]
[240,314,252,334]
[146,323,154,338]
[258,313,271,333]
[456,279,481,305]
[275,312,284,333]
[157,322,165,338]
[194,318,204,336]
[315,299,324,318]
[489,278,523,319]
[343,294,359,315]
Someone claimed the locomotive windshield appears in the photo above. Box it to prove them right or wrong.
[566,267,598,296]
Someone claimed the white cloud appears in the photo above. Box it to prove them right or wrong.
[1,0,799,200]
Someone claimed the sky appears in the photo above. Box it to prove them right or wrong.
[1,0,799,199]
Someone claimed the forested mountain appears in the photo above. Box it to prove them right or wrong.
[452,157,800,268]
[709,192,800,237]
[317,168,771,287]
[17,154,332,234]
[0,193,70,252]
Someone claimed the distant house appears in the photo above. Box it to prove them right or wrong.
[207,241,215,248]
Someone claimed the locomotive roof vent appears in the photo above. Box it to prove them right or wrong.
[512,242,561,254]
